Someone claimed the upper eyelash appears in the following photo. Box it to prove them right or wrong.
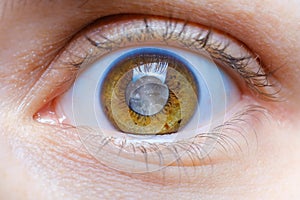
[65,15,280,101]
[164,18,281,101]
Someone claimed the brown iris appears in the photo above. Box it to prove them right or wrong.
[101,51,198,135]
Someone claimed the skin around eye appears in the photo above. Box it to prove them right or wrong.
[32,15,277,175]
[1,0,300,199]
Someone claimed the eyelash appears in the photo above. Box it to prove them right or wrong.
[34,15,278,175]
[65,15,278,101]
[75,104,270,176]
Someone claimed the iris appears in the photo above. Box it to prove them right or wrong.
[101,48,198,135]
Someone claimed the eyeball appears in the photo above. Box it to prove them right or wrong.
[55,45,240,173]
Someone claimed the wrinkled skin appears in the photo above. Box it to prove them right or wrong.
[0,0,300,199]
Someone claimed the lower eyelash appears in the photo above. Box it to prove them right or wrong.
[74,104,271,179]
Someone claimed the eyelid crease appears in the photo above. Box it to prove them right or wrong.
[56,14,280,102]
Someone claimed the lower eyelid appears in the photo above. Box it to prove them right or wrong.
[71,99,269,175]
[21,100,271,186]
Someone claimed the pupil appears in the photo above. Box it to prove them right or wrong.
[126,76,169,116]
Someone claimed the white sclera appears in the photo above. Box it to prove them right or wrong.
[56,46,240,142]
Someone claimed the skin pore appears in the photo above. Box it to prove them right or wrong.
[0,0,300,199]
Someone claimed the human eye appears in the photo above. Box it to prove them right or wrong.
[32,14,279,177]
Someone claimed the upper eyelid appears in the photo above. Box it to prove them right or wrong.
[2,1,290,99]
[2,0,294,81]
